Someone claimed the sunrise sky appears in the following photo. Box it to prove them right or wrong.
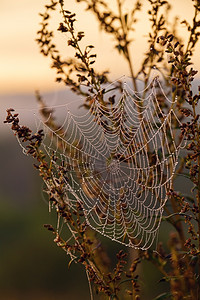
[0,0,199,95]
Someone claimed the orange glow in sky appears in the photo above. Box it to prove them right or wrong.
[0,0,199,94]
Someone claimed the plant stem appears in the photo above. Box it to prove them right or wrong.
[117,0,138,91]
[191,98,200,298]
[197,155,200,299]
[195,116,200,298]
[59,1,101,94]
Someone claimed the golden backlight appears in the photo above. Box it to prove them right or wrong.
[0,0,198,94]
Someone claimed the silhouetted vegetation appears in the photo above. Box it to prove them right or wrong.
[5,0,200,299]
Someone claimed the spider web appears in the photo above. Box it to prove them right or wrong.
[33,77,184,250]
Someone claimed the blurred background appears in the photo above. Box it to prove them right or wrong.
[1,1,200,299]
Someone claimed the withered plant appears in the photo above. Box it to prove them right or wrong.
[5,0,200,299]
